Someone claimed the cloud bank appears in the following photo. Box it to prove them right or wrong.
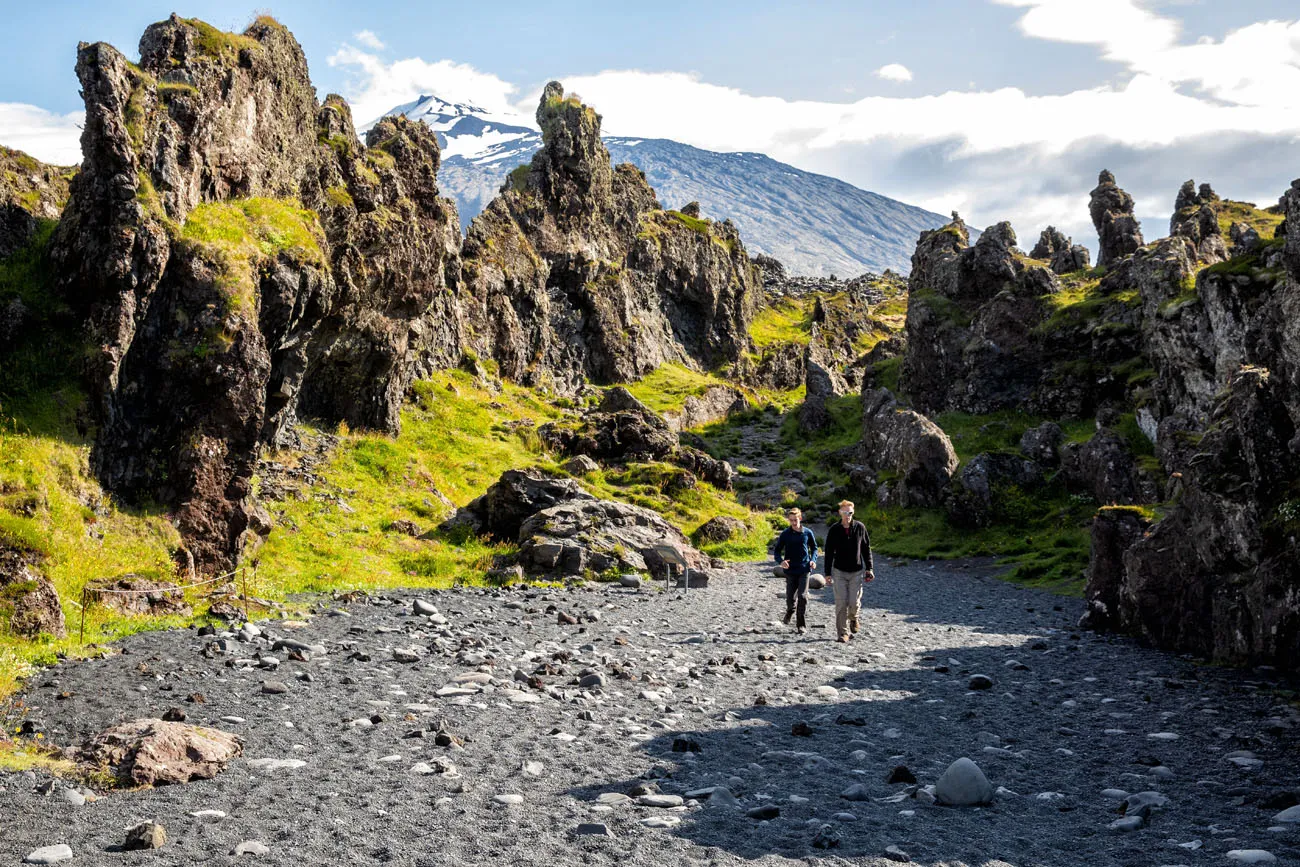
[8,0,1300,259]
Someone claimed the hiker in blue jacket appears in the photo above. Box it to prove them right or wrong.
[773,507,818,634]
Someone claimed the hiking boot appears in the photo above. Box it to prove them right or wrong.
[849,620,859,635]
[796,626,807,635]
[783,608,794,625]
[837,635,849,644]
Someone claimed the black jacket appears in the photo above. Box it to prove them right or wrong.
[823,520,873,574]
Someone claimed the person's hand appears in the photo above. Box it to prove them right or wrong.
[780,559,790,570]
[865,570,875,582]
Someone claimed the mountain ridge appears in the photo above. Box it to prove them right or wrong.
[383,94,950,276]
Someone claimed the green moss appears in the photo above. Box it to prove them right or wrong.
[1214,199,1285,240]
[506,164,531,193]
[156,80,198,99]
[935,410,1093,463]
[667,210,710,234]
[909,285,972,328]
[325,185,354,209]
[179,17,263,64]
[320,133,353,161]
[1098,504,1156,520]
[750,298,813,349]
[1203,237,1285,278]
[1035,269,1137,335]
[872,356,902,393]
[179,198,325,319]
[1114,412,1156,458]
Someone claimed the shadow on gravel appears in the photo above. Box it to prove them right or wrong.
[572,623,1300,867]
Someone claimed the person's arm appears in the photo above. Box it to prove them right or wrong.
[862,523,875,578]
[773,530,785,563]
[822,524,836,574]
[808,528,818,569]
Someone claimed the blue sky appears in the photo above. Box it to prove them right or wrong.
[4,0,1300,255]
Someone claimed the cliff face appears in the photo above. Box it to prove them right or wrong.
[49,15,461,572]
[1084,183,1300,666]
[460,82,759,394]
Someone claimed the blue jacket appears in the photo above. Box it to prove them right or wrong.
[774,526,818,574]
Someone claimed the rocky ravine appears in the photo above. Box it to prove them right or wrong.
[3,560,1299,867]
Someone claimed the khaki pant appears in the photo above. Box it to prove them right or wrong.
[831,567,865,638]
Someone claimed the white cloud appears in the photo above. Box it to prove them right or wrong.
[7,0,1299,263]
[354,30,385,51]
[876,63,913,83]
[328,45,519,128]
[994,0,1300,110]
[544,68,1293,159]
[0,103,83,166]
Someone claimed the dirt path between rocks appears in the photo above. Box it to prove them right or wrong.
[2,558,1298,866]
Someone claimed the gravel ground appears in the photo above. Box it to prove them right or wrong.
[2,558,1299,867]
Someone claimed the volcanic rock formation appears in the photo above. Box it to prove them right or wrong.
[42,18,759,573]
[1089,170,1144,267]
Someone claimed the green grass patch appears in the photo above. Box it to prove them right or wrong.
[256,370,566,597]
[179,198,325,319]
[861,492,1094,594]
[0,390,184,703]
[623,363,718,415]
[666,210,710,234]
[935,410,1094,463]
[1214,200,1284,240]
[751,297,813,349]
[325,185,354,209]
[179,17,263,64]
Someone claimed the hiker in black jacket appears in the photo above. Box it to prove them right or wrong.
[823,499,874,643]
[773,507,817,634]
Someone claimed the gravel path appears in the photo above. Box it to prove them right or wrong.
[2,558,1299,866]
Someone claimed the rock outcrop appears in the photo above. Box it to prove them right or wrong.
[798,338,848,435]
[663,386,749,433]
[1060,429,1159,506]
[455,469,590,542]
[1168,180,1227,265]
[0,146,70,257]
[540,387,733,489]
[459,469,712,580]
[1029,226,1090,274]
[540,387,678,462]
[459,82,758,394]
[901,219,1060,415]
[859,388,959,507]
[901,209,1148,420]
[1089,170,1144,267]
[944,452,1043,528]
[1082,179,1300,668]
[0,547,66,639]
[69,719,242,787]
[49,16,460,572]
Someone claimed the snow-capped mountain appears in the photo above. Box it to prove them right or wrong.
[381,95,951,276]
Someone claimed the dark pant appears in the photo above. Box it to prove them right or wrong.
[783,568,809,627]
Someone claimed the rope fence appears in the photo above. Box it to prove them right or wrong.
[79,564,257,643]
